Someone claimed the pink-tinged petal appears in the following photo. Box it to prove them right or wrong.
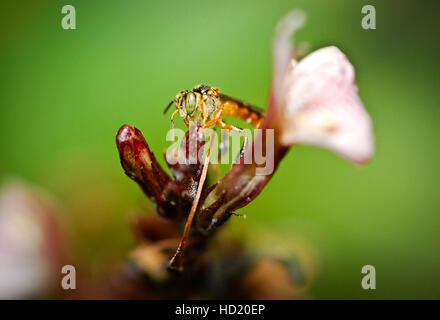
[0,181,67,298]
[272,9,306,106]
[279,46,374,164]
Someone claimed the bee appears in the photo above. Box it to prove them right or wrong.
[164,84,265,152]
[164,84,265,271]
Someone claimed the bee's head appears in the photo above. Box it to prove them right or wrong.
[163,84,219,120]
[176,90,198,118]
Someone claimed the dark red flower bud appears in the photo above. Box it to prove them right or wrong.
[116,125,175,218]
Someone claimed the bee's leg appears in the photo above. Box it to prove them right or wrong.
[202,103,224,128]
[201,100,209,124]
[200,107,225,178]
[170,109,179,142]
[202,106,225,158]
[217,129,229,161]
[208,108,231,162]
[208,129,230,181]
[218,121,248,163]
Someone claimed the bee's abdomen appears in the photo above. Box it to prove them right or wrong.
[222,101,264,128]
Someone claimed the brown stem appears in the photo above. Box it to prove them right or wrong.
[168,128,216,271]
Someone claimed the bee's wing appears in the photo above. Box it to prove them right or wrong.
[219,93,265,117]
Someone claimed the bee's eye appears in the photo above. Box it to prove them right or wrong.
[185,93,196,114]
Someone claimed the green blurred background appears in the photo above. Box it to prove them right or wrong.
[1,0,439,299]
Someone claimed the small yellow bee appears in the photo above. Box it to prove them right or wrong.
[164,84,264,133]
[164,84,265,271]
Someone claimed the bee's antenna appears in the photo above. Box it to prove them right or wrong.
[163,100,175,115]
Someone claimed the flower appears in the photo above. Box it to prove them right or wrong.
[0,181,67,299]
[272,10,375,164]
[115,9,375,272]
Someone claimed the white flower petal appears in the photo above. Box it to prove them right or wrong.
[272,9,306,106]
[0,182,63,299]
[279,46,374,163]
